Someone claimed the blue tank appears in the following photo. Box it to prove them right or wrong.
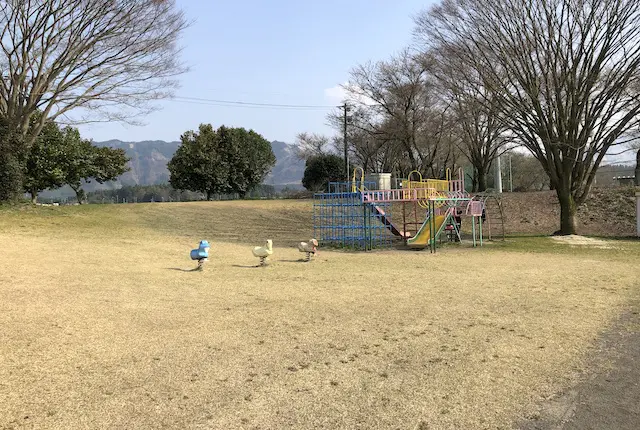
[190,240,210,260]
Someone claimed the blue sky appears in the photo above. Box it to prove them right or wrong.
[78,0,433,144]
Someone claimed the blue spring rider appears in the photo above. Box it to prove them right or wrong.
[190,240,210,270]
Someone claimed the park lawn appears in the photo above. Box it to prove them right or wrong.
[1,201,639,429]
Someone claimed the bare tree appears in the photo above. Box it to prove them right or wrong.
[333,49,456,178]
[327,104,391,173]
[294,132,333,160]
[352,131,403,174]
[452,93,510,191]
[508,151,550,191]
[430,53,511,191]
[416,0,640,234]
[421,107,466,179]
[0,0,188,199]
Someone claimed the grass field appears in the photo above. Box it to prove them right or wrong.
[1,200,639,429]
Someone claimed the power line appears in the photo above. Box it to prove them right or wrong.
[169,95,381,110]
[169,98,329,110]
[170,95,339,110]
[601,158,637,164]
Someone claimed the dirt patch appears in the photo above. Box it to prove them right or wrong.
[519,303,640,430]
[551,235,614,249]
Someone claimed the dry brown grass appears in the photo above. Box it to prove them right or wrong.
[1,201,639,429]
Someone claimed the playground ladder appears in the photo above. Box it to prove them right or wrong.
[478,194,505,241]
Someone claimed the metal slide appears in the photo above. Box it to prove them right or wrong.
[368,203,408,237]
[360,190,407,237]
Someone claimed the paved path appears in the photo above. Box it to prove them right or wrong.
[521,304,640,430]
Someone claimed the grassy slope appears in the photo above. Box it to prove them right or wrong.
[0,200,314,246]
[1,201,639,429]
[498,187,639,237]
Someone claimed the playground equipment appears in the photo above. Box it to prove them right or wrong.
[298,239,319,261]
[313,179,396,250]
[406,184,477,253]
[401,170,453,208]
[190,240,210,270]
[466,200,484,248]
[252,239,273,266]
[313,167,493,251]
[406,212,448,247]
[476,193,505,241]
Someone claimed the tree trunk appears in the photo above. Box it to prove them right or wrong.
[477,169,488,192]
[555,189,577,235]
[635,148,640,186]
[30,190,37,204]
[71,185,85,204]
[0,140,26,202]
[0,157,24,201]
[470,170,478,192]
[206,191,212,201]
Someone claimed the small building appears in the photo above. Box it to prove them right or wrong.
[613,175,636,186]
[365,173,392,190]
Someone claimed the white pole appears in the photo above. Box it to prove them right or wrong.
[496,156,503,193]
[509,155,513,192]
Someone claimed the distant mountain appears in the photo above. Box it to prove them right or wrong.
[39,139,305,199]
[94,139,181,186]
[264,140,305,186]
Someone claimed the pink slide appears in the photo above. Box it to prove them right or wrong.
[369,204,409,237]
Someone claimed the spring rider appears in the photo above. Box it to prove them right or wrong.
[190,240,210,271]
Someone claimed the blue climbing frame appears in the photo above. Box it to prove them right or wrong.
[313,181,395,250]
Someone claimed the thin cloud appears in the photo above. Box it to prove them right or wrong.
[324,83,376,106]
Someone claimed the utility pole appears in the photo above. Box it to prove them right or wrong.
[496,155,503,193]
[509,155,513,192]
[343,103,349,181]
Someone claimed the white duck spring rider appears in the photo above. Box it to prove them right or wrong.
[252,239,273,266]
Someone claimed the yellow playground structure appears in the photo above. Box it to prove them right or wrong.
[401,170,449,207]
